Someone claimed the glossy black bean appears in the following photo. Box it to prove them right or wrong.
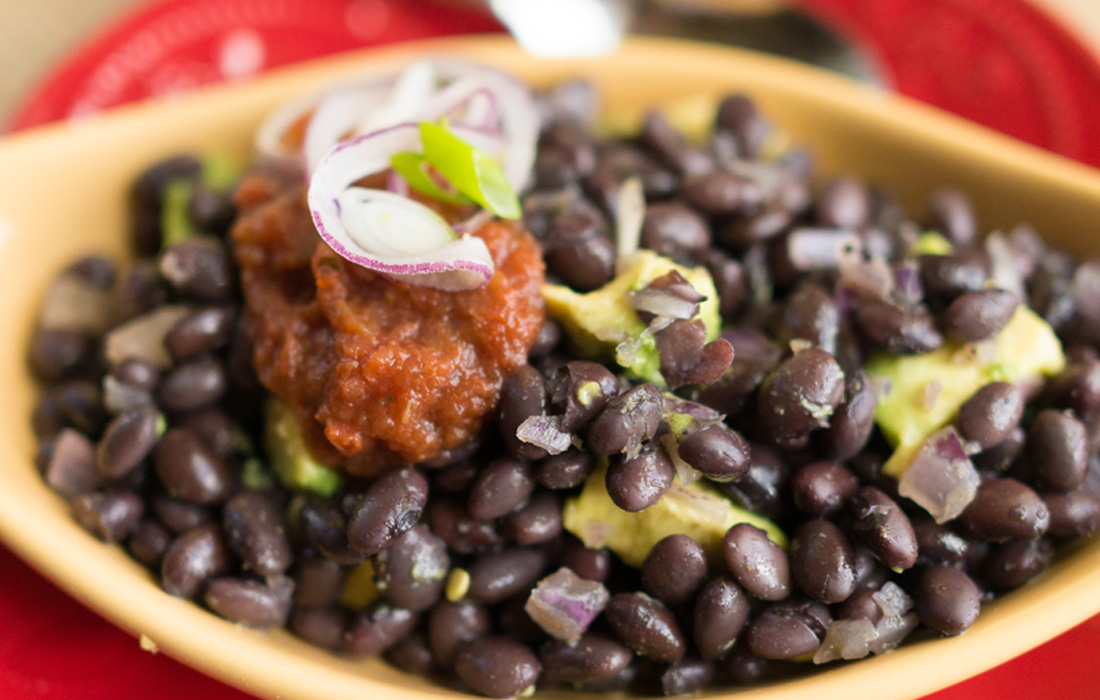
[164,306,236,362]
[661,657,716,697]
[979,538,1054,592]
[942,290,1019,343]
[156,357,228,413]
[817,370,877,461]
[159,237,234,303]
[849,486,919,570]
[293,557,344,608]
[677,425,750,483]
[187,186,236,234]
[745,601,827,660]
[466,547,547,604]
[161,523,232,599]
[791,519,857,604]
[114,261,169,320]
[289,605,346,651]
[299,498,364,566]
[721,521,792,598]
[714,94,769,158]
[535,449,594,490]
[640,201,711,264]
[41,428,101,499]
[586,144,677,209]
[541,633,632,684]
[502,491,562,545]
[919,255,988,308]
[705,250,748,318]
[543,211,616,291]
[720,444,790,521]
[426,498,502,555]
[132,154,202,208]
[223,491,291,576]
[345,602,420,657]
[835,589,883,623]
[153,428,234,504]
[586,384,663,457]
[915,566,981,636]
[814,177,870,229]
[32,392,67,440]
[1028,409,1089,492]
[656,319,734,390]
[721,646,773,684]
[855,300,944,355]
[499,364,549,461]
[956,382,1024,451]
[468,458,536,521]
[606,446,676,512]
[693,577,750,660]
[205,575,293,628]
[1043,488,1100,538]
[53,380,107,436]
[790,461,858,517]
[428,600,492,667]
[927,188,977,248]
[958,478,1050,540]
[640,534,708,606]
[72,490,144,542]
[605,592,686,663]
[641,111,713,176]
[111,359,160,391]
[683,170,763,217]
[96,405,160,480]
[375,525,449,612]
[385,633,435,675]
[757,348,845,445]
[454,636,541,699]
[1046,358,1100,414]
[28,328,96,381]
[127,518,171,568]
[550,360,619,433]
[912,514,971,564]
[779,283,839,354]
[973,426,1026,473]
[150,491,213,533]
[347,467,429,555]
[561,535,612,582]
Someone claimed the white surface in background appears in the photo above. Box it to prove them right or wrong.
[489,0,628,57]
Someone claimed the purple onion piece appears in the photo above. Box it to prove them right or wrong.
[813,619,877,664]
[869,612,919,655]
[525,568,610,643]
[516,415,573,455]
[786,228,861,271]
[872,582,914,618]
[892,261,923,306]
[985,232,1027,301]
[897,427,981,524]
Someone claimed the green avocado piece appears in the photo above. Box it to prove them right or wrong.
[541,250,721,386]
[867,307,1064,478]
[264,397,344,496]
[562,464,787,568]
[907,231,953,257]
[160,153,242,249]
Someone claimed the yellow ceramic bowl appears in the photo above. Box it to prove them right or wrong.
[1,35,1100,700]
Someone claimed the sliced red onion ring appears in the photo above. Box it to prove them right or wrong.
[897,427,981,524]
[786,228,860,271]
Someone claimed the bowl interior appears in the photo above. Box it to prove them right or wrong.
[1,35,1100,700]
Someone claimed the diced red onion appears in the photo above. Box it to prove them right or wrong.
[614,177,645,271]
[869,612,919,655]
[525,568,610,644]
[872,581,914,618]
[661,432,703,486]
[986,231,1027,301]
[893,261,923,306]
[786,228,860,271]
[838,243,894,301]
[103,376,153,415]
[37,273,113,334]
[627,287,699,320]
[897,427,981,524]
[813,619,877,664]
[104,305,192,369]
[516,415,573,455]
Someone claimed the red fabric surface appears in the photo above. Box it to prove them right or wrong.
[4,0,1100,698]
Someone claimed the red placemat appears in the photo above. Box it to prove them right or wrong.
[5,0,1100,699]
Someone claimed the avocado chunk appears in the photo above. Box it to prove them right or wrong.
[562,464,787,568]
[867,307,1064,478]
[160,153,242,249]
[907,231,953,257]
[264,397,344,496]
[541,250,721,386]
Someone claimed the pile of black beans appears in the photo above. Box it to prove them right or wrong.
[27,79,1100,699]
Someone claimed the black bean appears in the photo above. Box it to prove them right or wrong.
[912,514,971,564]
[28,328,96,381]
[927,188,977,249]
[289,606,346,651]
[32,392,66,440]
[535,449,594,490]
[957,478,1050,540]
[127,518,171,568]
[428,600,492,667]
[499,364,549,460]
[605,592,686,663]
[375,525,449,612]
[791,519,857,604]
[205,576,293,628]
[973,426,1026,473]
[757,348,845,445]
[426,498,502,555]
[919,255,988,308]
[498,593,550,646]
[111,359,160,391]
[187,186,237,234]
[543,211,616,291]
[722,522,790,601]
[385,633,436,675]
[113,261,169,320]
[466,547,547,604]
[719,444,790,521]
[942,290,1019,343]
[693,577,750,660]
[156,357,228,413]
[606,446,675,512]
[694,328,781,416]
[96,405,160,480]
[1043,488,1100,538]
[855,300,944,355]
[159,237,234,303]
[640,202,711,263]
[529,319,562,359]
[587,384,664,456]
[745,600,828,660]
[849,486,918,570]
[468,458,536,521]
[779,283,840,355]
[719,205,794,249]
[790,460,858,517]
[132,154,202,208]
[153,428,234,504]
[641,111,713,176]
[454,636,541,699]
[53,380,107,436]
[541,633,632,684]
[836,588,882,623]
[660,657,716,696]
[705,250,748,318]
[1028,409,1089,492]
[432,461,480,493]
[161,523,232,599]
[814,177,870,229]
[677,425,750,483]
[72,490,144,542]
[640,535,708,607]
[915,566,981,636]
[715,94,769,159]
[561,536,612,582]
[683,170,763,217]
[223,491,291,576]
[979,538,1054,592]
[164,306,236,362]
[347,467,429,555]
[294,557,344,608]
[150,491,213,533]
[502,491,562,545]
[299,498,364,566]
[721,646,773,684]
[587,143,677,204]
[345,603,420,656]
[550,360,619,433]
[655,320,734,390]
[817,370,877,461]
[41,428,102,499]
[956,382,1024,451]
